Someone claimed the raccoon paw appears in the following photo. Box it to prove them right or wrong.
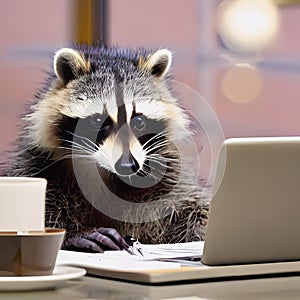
[63,227,130,253]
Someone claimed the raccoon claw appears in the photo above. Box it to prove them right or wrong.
[63,227,130,253]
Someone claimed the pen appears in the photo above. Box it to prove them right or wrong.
[125,236,144,257]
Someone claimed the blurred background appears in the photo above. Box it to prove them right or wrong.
[1,0,300,181]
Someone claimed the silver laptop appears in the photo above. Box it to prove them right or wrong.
[202,136,300,265]
[58,137,300,283]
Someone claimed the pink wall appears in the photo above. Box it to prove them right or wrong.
[0,0,71,159]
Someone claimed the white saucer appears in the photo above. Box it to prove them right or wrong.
[0,265,86,292]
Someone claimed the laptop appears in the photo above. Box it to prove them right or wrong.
[203,136,300,265]
[58,137,300,283]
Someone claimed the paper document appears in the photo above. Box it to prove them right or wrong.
[57,250,181,270]
[139,241,204,259]
[57,241,204,271]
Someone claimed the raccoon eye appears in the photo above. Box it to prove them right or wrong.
[89,114,103,130]
[131,115,146,131]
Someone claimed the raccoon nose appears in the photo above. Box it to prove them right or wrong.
[115,151,139,176]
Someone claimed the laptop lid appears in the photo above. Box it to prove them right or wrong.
[202,137,300,266]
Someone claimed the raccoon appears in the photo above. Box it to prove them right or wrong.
[2,44,210,252]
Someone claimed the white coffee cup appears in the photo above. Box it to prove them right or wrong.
[0,177,47,233]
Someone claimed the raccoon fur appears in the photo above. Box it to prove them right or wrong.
[2,44,210,250]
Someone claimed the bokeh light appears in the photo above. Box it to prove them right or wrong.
[217,0,280,53]
[222,63,263,103]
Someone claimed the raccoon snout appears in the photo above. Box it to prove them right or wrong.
[115,151,139,176]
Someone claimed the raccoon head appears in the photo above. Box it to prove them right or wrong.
[27,45,192,193]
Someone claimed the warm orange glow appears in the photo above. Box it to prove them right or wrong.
[222,64,263,103]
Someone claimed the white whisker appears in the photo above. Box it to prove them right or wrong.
[144,139,169,152]
[60,142,91,153]
[30,152,91,176]
[149,153,178,162]
[81,139,97,153]
[144,140,169,154]
[59,136,97,154]
[66,130,97,149]
[141,130,167,149]
[145,157,170,169]
[139,168,162,181]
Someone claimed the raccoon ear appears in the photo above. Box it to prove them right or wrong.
[54,48,90,85]
[141,49,172,78]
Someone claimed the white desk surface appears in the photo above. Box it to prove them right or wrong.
[1,274,300,299]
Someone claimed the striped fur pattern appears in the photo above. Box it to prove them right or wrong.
[2,45,209,244]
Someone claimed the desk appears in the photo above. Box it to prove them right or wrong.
[1,274,300,299]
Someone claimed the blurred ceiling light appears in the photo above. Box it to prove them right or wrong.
[222,63,263,103]
[217,0,280,53]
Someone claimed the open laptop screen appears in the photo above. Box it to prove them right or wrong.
[202,137,300,265]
